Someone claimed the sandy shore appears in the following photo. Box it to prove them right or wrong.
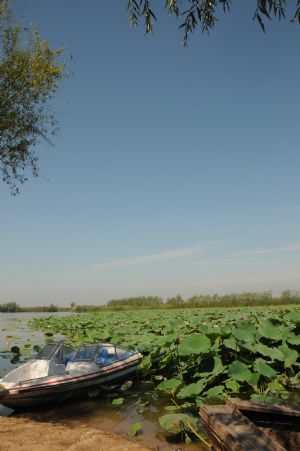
[0,417,150,451]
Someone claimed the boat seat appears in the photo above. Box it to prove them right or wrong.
[63,353,74,365]
[96,348,109,364]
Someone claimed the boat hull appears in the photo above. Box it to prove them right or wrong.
[0,360,140,408]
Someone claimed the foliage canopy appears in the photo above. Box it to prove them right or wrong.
[127,0,300,45]
[0,0,65,193]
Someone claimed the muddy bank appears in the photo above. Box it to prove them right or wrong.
[0,417,150,451]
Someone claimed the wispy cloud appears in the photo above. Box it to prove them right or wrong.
[191,242,300,267]
[192,258,242,266]
[92,243,208,271]
[233,242,300,257]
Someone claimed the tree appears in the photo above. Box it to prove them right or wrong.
[166,294,184,306]
[0,0,65,194]
[127,0,300,46]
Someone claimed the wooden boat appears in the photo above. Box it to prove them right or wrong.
[0,341,142,408]
[199,398,300,451]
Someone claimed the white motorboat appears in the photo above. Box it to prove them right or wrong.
[0,341,142,408]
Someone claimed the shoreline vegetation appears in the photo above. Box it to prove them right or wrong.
[1,290,300,313]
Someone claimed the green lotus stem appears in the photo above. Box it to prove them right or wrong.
[187,420,211,448]
[171,397,180,408]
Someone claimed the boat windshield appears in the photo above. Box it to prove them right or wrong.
[36,343,59,360]
[72,345,97,362]
[36,342,75,364]
[95,345,134,365]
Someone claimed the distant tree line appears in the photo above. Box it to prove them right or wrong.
[2,290,300,313]
[107,296,163,308]
[0,302,59,312]
[74,290,300,312]
[0,301,20,312]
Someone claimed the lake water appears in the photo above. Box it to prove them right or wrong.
[0,312,206,450]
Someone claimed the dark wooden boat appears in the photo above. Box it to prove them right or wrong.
[0,341,142,408]
[199,398,300,451]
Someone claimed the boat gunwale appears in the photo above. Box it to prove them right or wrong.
[6,354,141,392]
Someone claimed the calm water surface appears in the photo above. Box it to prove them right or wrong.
[0,313,207,450]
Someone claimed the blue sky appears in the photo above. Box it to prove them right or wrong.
[1,1,300,306]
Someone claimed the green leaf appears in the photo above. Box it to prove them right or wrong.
[178,334,210,356]
[112,397,124,405]
[284,311,300,323]
[240,341,255,352]
[177,380,206,399]
[205,385,225,399]
[233,322,256,342]
[256,13,266,33]
[120,380,132,392]
[225,378,240,392]
[228,361,252,382]
[156,378,182,394]
[223,338,240,351]
[258,321,280,340]
[249,372,260,386]
[253,358,276,379]
[158,413,198,434]
[164,405,181,411]
[139,354,151,370]
[254,343,284,361]
[289,371,300,386]
[197,356,224,377]
[251,394,284,404]
[10,346,20,354]
[130,421,141,436]
[287,333,300,346]
[278,343,299,367]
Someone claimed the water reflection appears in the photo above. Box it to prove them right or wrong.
[17,388,205,451]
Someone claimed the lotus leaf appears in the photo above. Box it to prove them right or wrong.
[178,334,210,356]
[130,421,141,436]
[228,361,252,382]
[254,343,284,361]
[197,356,224,377]
[253,358,276,379]
[251,394,284,404]
[284,311,300,323]
[248,372,260,386]
[287,333,300,346]
[156,378,182,394]
[233,322,256,342]
[225,378,240,392]
[159,413,198,434]
[120,380,132,392]
[164,405,181,411]
[223,338,240,351]
[278,343,299,367]
[258,321,281,340]
[205,385,225,399]
[177,380,206,399]
[112,397,124,405]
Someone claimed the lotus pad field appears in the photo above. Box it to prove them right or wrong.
[30,307,300,436]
